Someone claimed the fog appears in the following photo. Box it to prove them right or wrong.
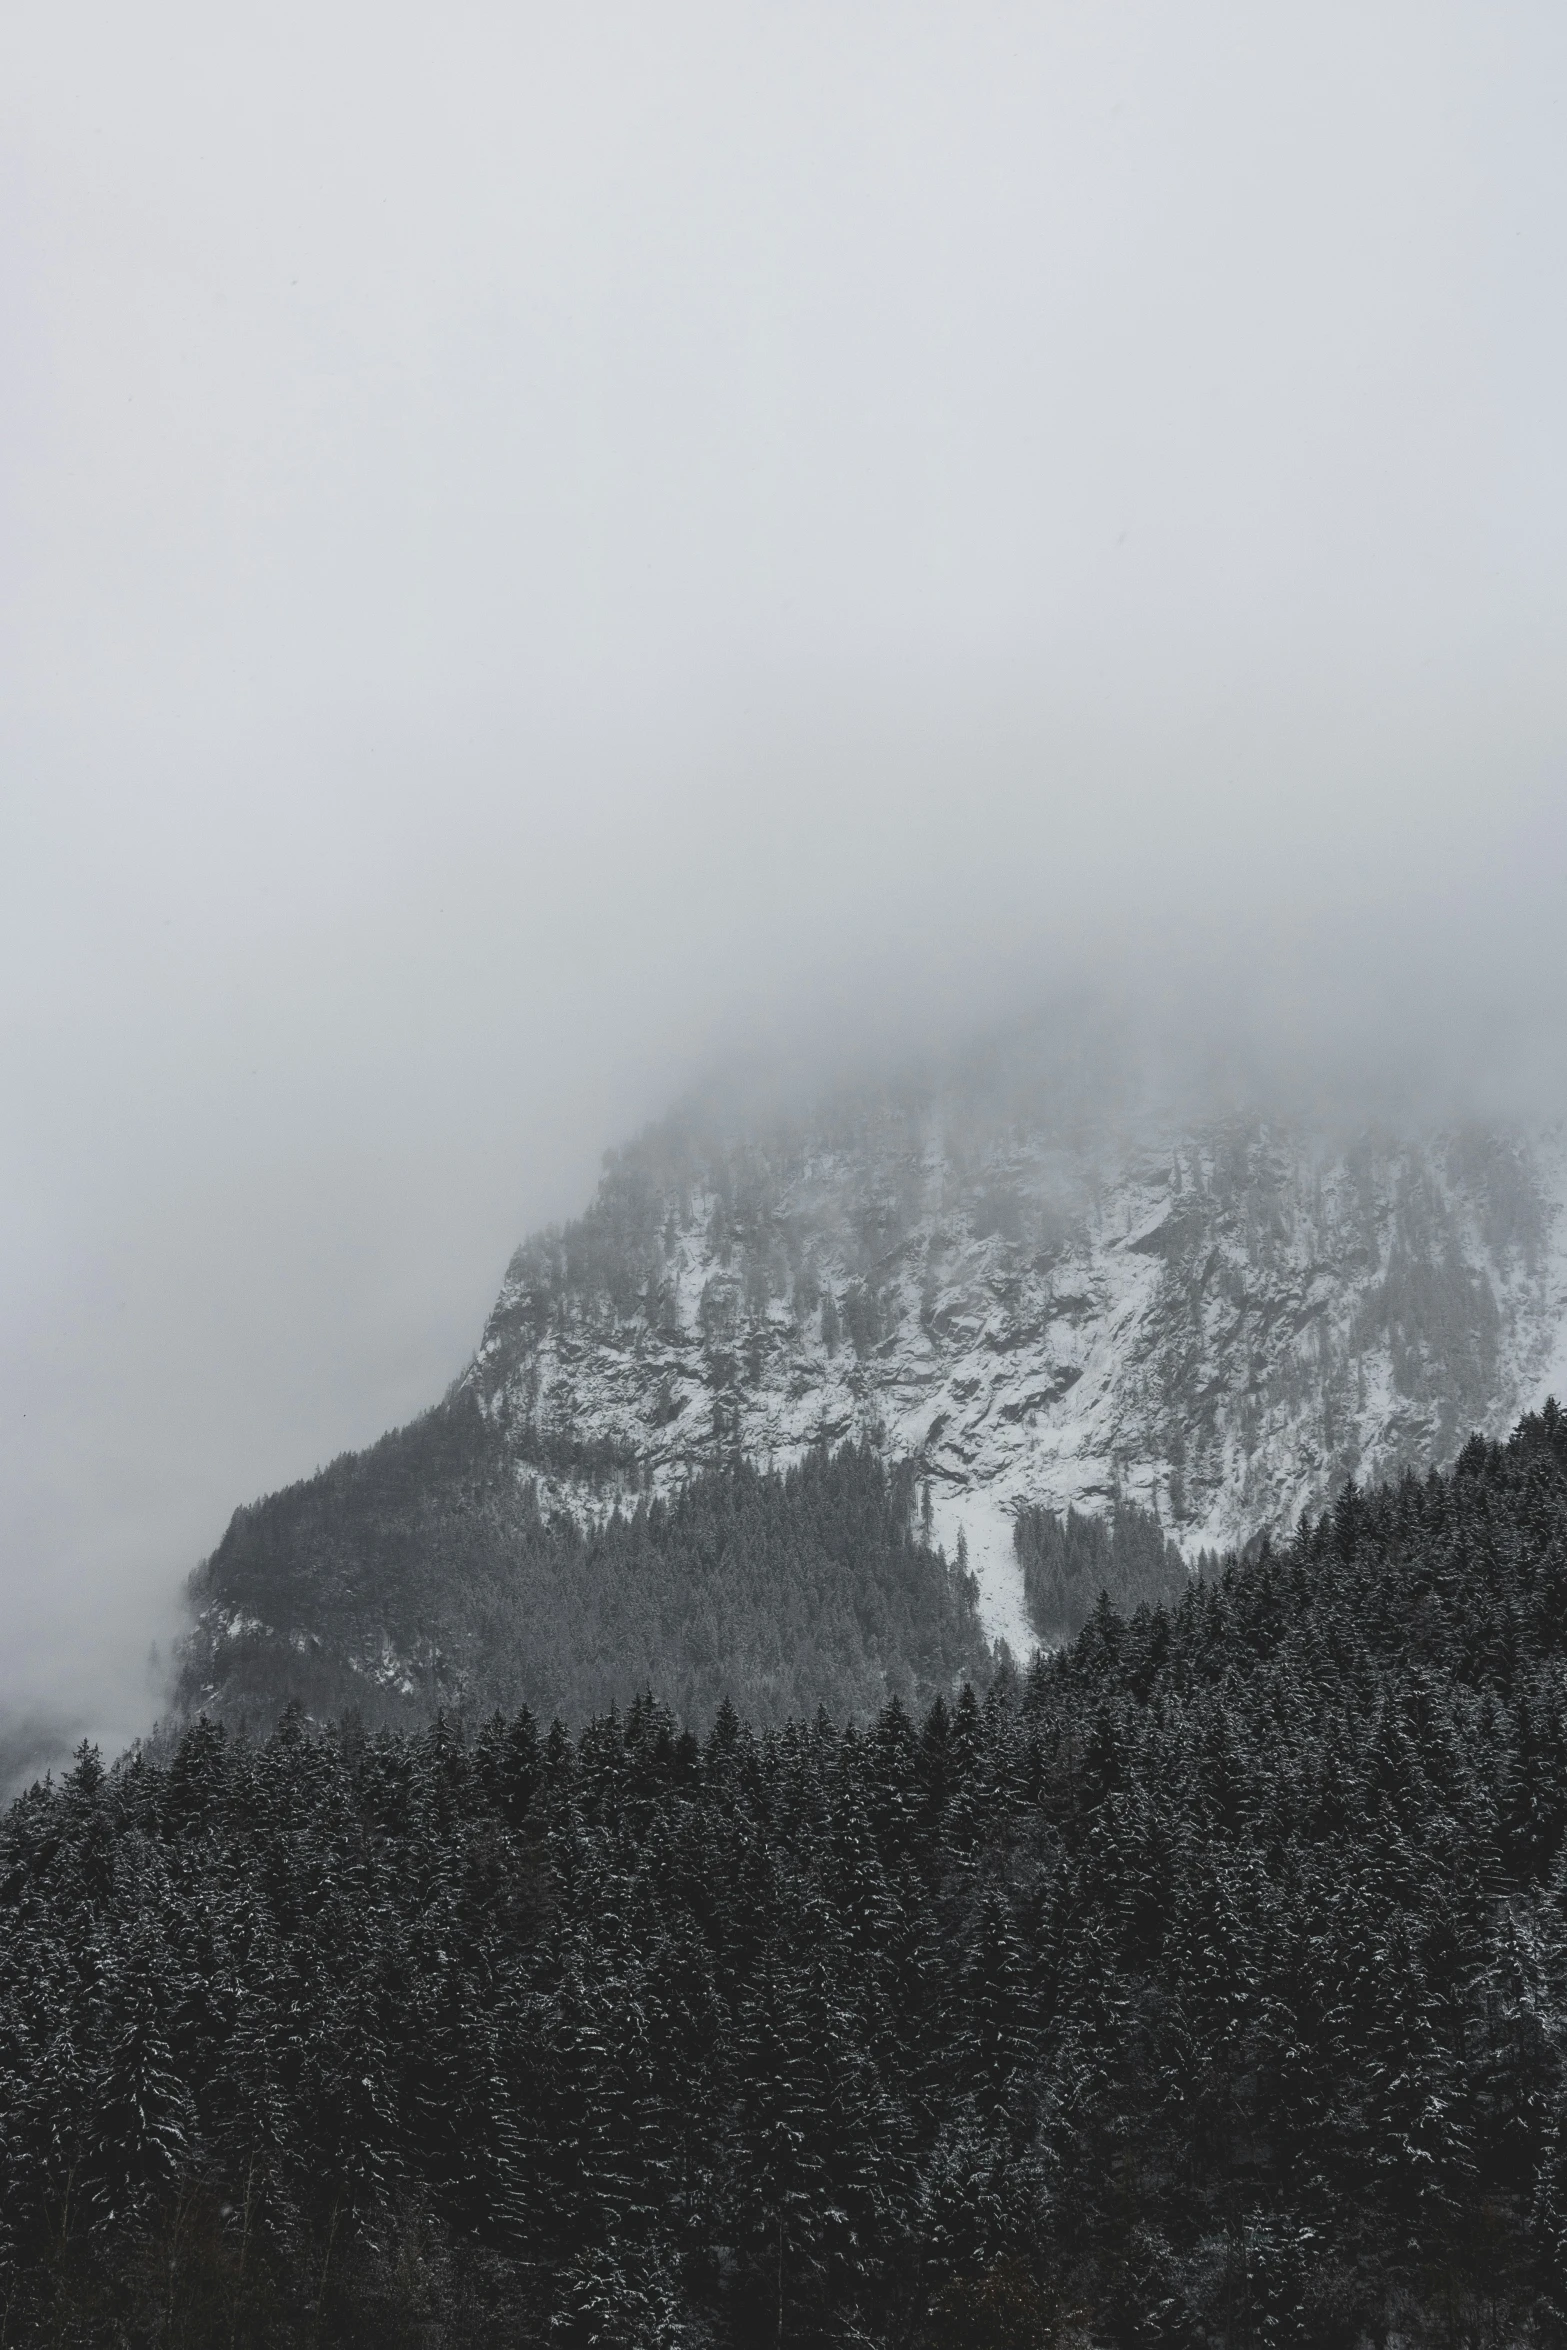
[1,1,1564,1766]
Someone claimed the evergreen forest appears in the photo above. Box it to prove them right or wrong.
[178,1429,990,1733]
[11,1408,1567,2341]
[1013,1500,1193,1644]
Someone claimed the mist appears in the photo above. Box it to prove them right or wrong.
[2,0,1565,1768]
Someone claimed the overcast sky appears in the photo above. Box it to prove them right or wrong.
[2,1,1565,1758]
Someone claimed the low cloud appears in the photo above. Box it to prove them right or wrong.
[1,0,1563,1757]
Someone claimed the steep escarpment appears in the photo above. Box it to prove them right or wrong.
[179,1047,1567,1721]
[465,1095,1567,1645]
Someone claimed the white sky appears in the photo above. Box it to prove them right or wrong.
[1,1,1565,1754]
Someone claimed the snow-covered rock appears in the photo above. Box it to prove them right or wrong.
[462,1101,1567,1652]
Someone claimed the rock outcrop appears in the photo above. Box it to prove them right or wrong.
[463,1099,1567,1650]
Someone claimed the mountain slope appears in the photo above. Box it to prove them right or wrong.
[179,1430,989,1730]
[180,1050,1567,1719]
[464,1093,1567,1645]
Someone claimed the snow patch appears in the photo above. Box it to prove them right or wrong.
[927,1487,1036,1660]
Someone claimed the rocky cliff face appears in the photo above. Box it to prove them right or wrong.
[465,1100,1567,1652]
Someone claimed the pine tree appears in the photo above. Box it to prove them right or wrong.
[87,1981,196,2230]
[725,1953,829,2343]
[550,2235,694,2348]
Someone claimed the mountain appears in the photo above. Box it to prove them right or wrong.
[178,1040,1567,1725]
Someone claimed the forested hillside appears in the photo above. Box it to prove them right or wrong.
[1013,1498,1194,1642]
[14,1405,1567,2343]
[177,1426,990,1731]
